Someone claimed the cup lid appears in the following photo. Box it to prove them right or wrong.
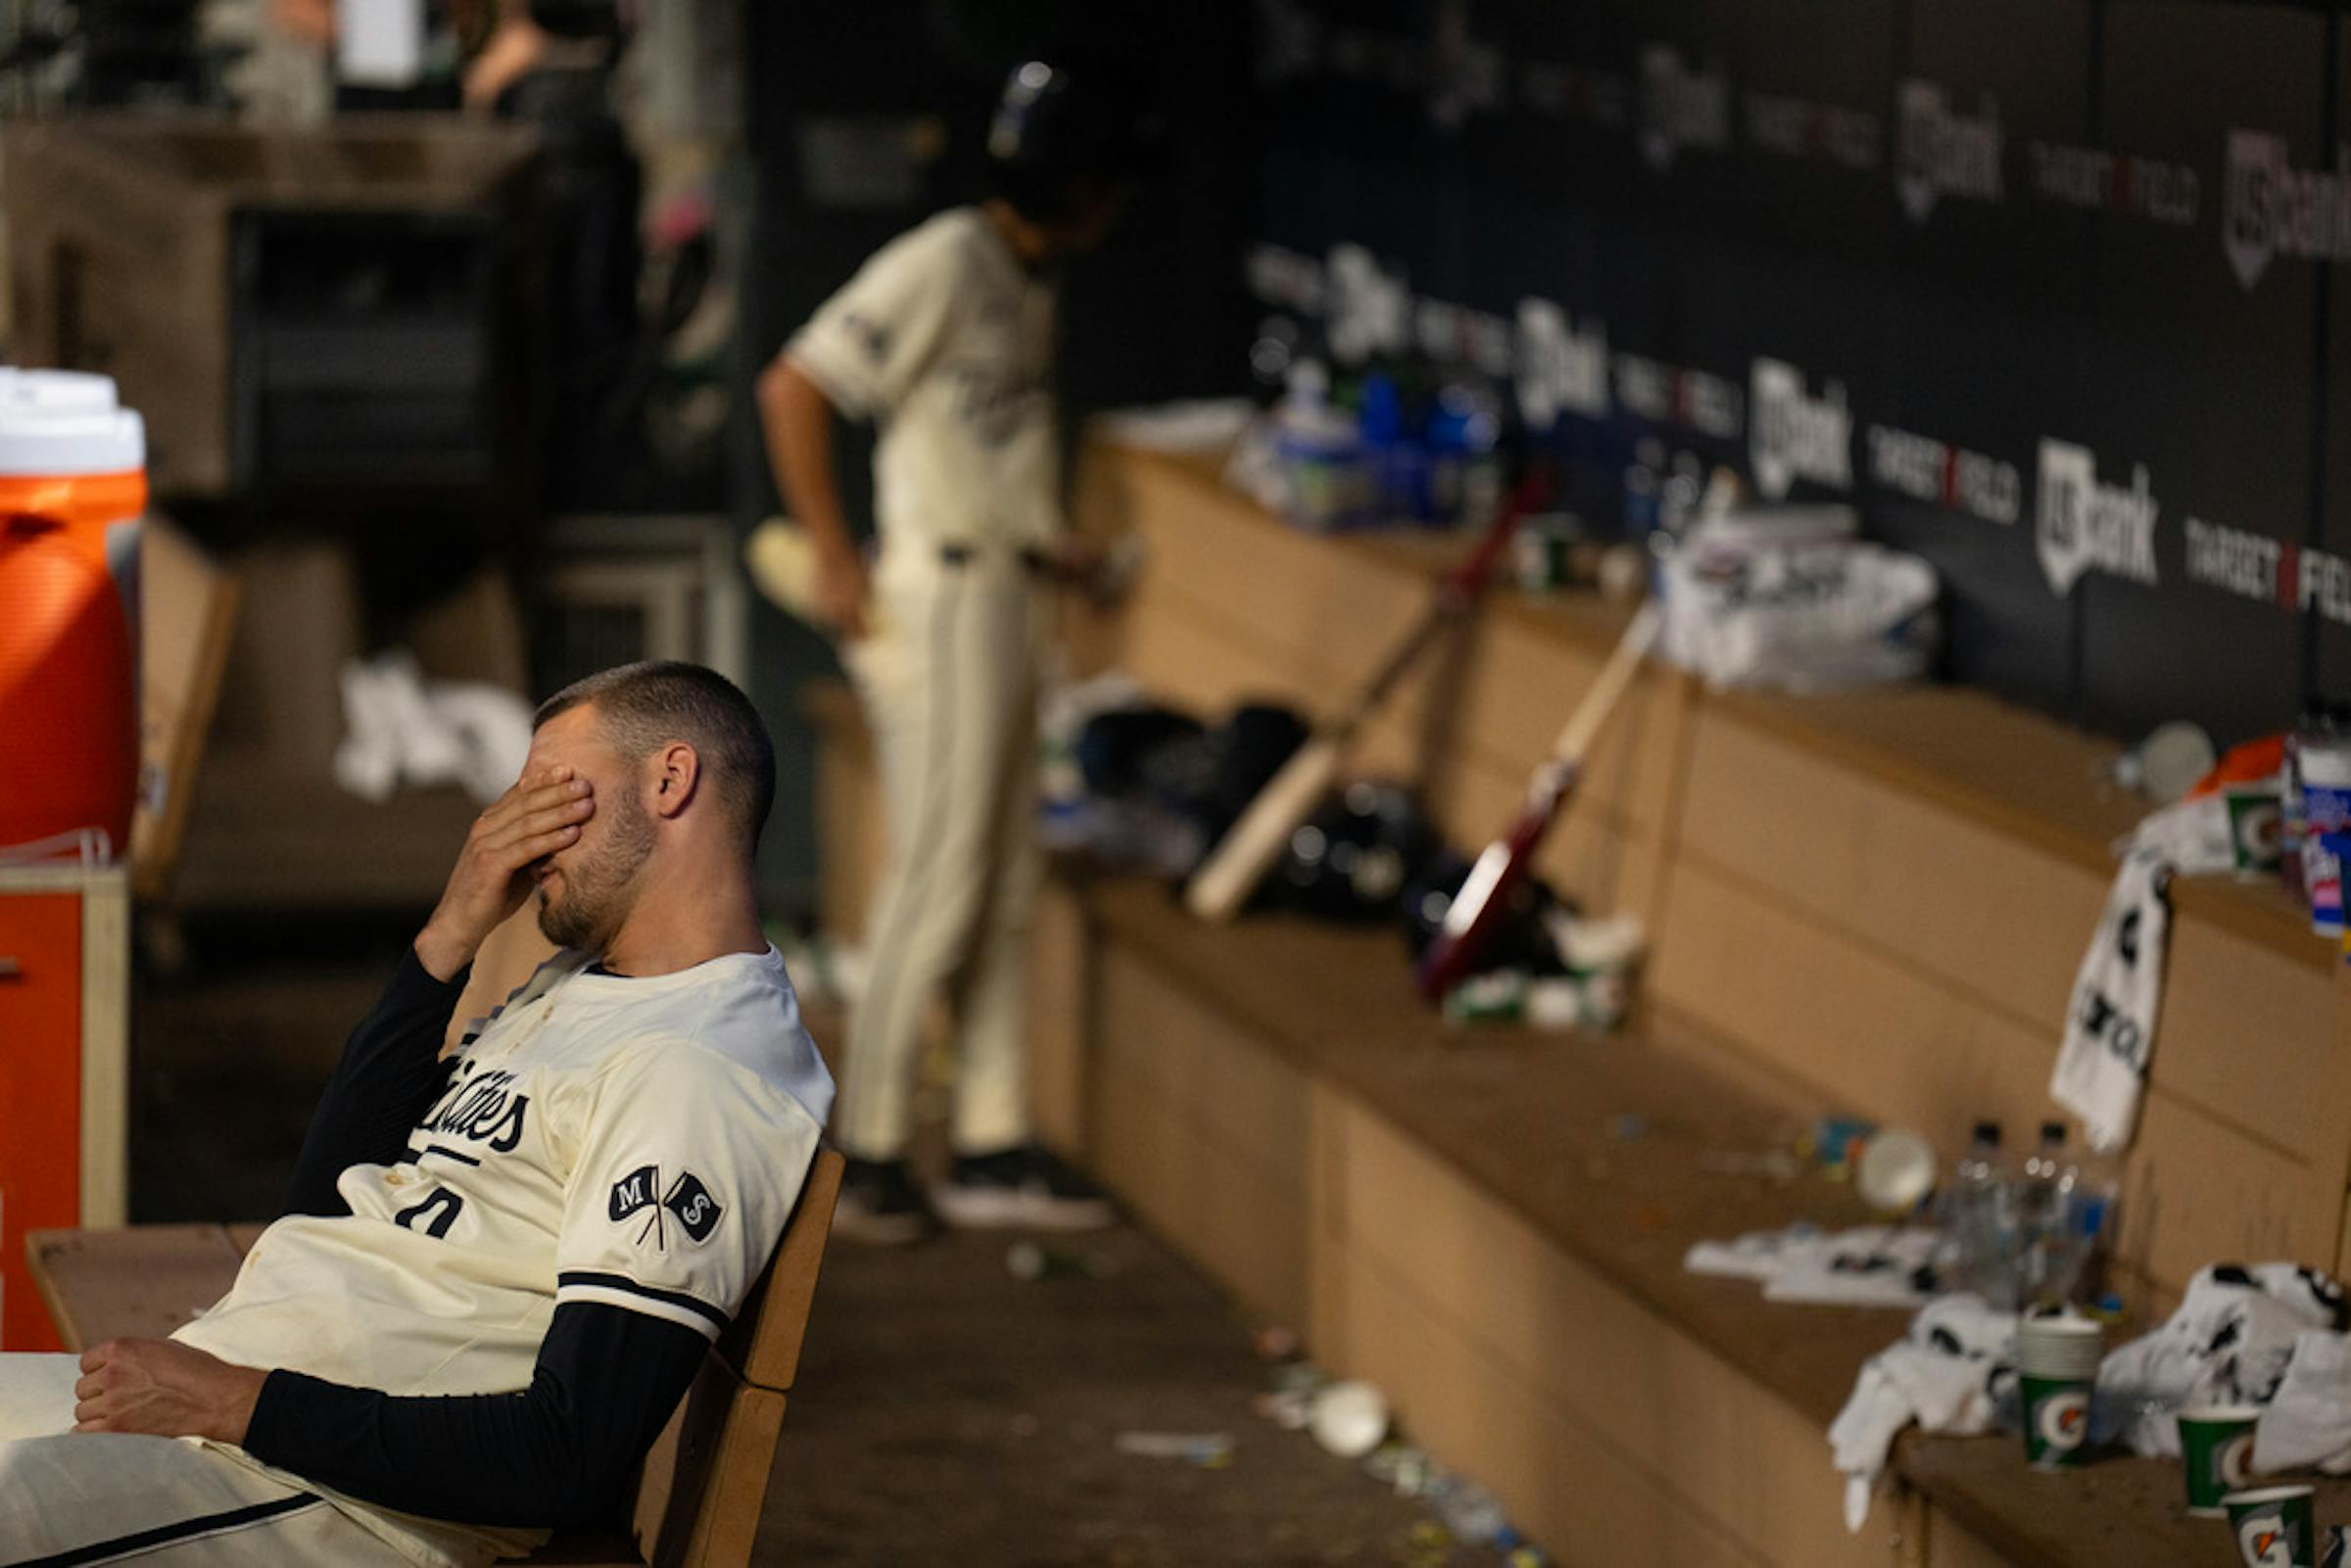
[2223,1486,2315,1506]
[1856,1129,1938,1212]
[2017,1313,2104,1337]
[2179,1404,2265,1422]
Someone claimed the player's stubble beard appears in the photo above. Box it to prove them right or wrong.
[537,770,657,953]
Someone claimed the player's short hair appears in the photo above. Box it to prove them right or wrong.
[534,661,777,848]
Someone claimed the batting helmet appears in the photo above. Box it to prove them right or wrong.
[985,59,1162,222]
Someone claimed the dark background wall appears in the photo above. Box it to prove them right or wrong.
[1245,0,2351,748]
[736,0,2351,913]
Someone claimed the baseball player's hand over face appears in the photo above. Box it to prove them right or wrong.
[74,1338,268,1446]
[811,542,871,641]
[415,766,597,980]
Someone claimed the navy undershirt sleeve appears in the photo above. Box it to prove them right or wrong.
[281,948,470,1217]
[243,1302,708,1529]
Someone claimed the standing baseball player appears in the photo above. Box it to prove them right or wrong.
[757,61,1147,1242]
[0,661,831,1565]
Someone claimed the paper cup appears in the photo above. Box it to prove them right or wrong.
[2225,1485,2317,1568]
[2020,1372,2094,1469]
[2015,1315,2104,1377]
[2180,1405,2262,1518]
[1308,1380,1389,1459]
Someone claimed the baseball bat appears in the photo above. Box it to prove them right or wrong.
[1184,479,1546,923]
[1415,599,1663,1000]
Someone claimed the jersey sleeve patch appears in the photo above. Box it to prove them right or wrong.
[605,1164,726,1247]
[555,1036,823,1342]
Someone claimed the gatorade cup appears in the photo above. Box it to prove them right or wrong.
[0,370,147,860]
[2180,1404,2262,1518]
[2224,1485,2317,1567]
[2014,1315,2103,1470]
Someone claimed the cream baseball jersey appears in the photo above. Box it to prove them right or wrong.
[787,206,1061,552]
[172,946,831,1563]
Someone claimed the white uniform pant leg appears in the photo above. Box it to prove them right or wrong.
[0,1355,77,1443]
[0,1356,411,1567]
[946,589,1049,1156]
[836,546,1042,1161]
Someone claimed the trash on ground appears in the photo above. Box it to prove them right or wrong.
[1254,1324,1302,1361]
[1114,1430,1236,1466]
[1006,1241,1114,1281]
[1310,1379,1391,1458]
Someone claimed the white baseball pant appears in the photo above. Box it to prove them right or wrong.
[0,1353,418,1566]
[835,537,1049,1161]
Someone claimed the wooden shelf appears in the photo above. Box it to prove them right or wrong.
[1106,443,2329,975]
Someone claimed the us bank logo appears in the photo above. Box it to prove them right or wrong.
[1514,299,1610,428]
[1749,357,1852,501]
[1895,79,2005,222]
[1637,45,1729,172]
[2037,440,2160,595]
[2224,128,2351,290]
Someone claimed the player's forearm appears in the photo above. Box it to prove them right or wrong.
[240,1304,705,1528]
[757,356,857,560]
[283,949,468,1217]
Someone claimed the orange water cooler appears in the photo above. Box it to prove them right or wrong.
[0,370,142,1348]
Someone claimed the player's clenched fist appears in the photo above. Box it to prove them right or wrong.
[414,766,596,980]
[72,1337,266,1445]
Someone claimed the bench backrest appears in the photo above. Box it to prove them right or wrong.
[627,1146,842,1568]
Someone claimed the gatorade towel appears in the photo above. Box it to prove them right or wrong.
[2303,740,2351,939]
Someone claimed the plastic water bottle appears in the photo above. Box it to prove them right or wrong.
[2057,1145,2121,1300]
[2017,1121,2068,1305]
[1271,359,1367,531]
[1949,1121,2015,1307]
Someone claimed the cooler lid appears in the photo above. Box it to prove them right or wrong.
[0,370,143,476]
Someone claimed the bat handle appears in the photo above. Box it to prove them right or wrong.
[1437,471,1553,600]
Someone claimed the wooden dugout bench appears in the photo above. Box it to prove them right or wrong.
[814,434,2351,1568]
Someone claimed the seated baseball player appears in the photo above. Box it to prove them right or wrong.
[0,660,834,1567]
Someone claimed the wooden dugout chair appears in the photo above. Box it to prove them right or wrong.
[25,1145,843,1568]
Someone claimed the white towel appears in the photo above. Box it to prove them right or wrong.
[1829,1295,2017,1532]
[1683,1223,1824,1281]
[1686,1224,1943,1307]
[2099,1263,2348,1457]
[2256,1330,2351,1475]
[1765,1227,1944,1308]
[333,652,534,808]
[2050,849,2172,1153]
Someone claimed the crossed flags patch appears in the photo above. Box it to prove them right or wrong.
[608,1164,725,1249]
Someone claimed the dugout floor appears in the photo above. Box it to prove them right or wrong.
[132,926,1514,1567]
